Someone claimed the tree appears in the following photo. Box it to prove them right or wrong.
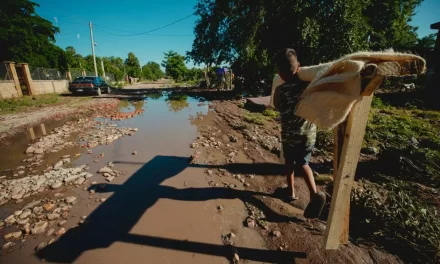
[162,51,187,81]
[0,0,68,71]
[188,0,424,93]
[142,61,164,81]
[416,33,436,50]
[125,52,141,78]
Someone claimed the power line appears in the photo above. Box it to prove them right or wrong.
[94,26,192,37]
[93,14,194,36]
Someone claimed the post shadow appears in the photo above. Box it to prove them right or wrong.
[37,156,306,263]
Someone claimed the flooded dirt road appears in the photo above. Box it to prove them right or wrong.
[0,93,270,264]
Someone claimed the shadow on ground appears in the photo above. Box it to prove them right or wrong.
[37,156,306,263]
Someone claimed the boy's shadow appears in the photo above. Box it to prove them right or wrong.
[37,156,306,263]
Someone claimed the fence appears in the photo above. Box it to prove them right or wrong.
[0,64,12,81]
[29,67,66,80]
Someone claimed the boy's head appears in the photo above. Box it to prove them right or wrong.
[274,48,300,81]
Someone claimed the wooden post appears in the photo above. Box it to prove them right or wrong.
[40,124,47,136]
[67,71,72,82]
[81,69,86,76]
[3,61,22,97]
[28,127,36,140]
[18,63,36,95]
[325,95,374,249]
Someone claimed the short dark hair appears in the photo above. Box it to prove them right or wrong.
[274,48,299,75]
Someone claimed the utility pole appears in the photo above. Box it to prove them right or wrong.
[89,21,98,77]
[101,60,106,78]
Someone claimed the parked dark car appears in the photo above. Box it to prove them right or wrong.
[68,76,111,96]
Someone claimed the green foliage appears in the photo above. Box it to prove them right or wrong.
[416,33,437,50]
[188,0,424,93]
[244,112,268,125]
[162,51,187,81]
[125,52,141,78]
[364,105,440,188]
[262,109,279,118]
[0,0,68,71]
[352,179,440,263]
[142,62,164,81]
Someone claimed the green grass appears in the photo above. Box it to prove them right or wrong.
[0,94,62,114]
[243,112,268,125]
[262,109,280,119]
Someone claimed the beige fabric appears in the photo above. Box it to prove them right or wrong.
[270,51,426,130]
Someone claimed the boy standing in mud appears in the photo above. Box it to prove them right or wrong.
[272,48,326,218]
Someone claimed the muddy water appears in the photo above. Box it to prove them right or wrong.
[0,93,265,264]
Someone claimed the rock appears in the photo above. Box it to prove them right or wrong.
[62,155,70,158]
[222,232,236,245]
[4,231,22,241]
[245,217,256,228]
[54,193,63,197]
[65,196,77,204]
[2,242,15,250]
[51,181,63,189]
[313,171,320,178]
[0,221,4,228]
[31,221,48,235]
[43,203,56,211]
[190,143,199,148]
[62,158,71,164]
[229,135,238,143]
[48,238,56,245]
[233,252,240,264]
[33,206,44,214]
[207,170,213,175]
[25,147,35,154]
[86,149,92,154]
[228,184,236,189]
[132,151,137,155]
[75,177,86,185]
[19,211,31,219]
[58,220,67,226]
[34,148,44,154]
[35,242,47,251]
[361,147,378,155]
[16,218,29,225]
[89,189,95,194]
[217,205,224,211]
[46,228,55,237]
[100,197,107,202]
[271,230,281,237]
[280,183,288,189]
[54,228,66,237]
[23,200,41,209]
[240,179,245,183]
[53,160,64,169]
[14,210,23,216]
[105,176,115,182]
[22,223,31,234]
[47,213,60,220]
[98,167,113,174]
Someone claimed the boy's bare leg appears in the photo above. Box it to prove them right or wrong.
[301,164,317,200]
[285,159,296,197]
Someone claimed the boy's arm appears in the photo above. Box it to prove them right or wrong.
[272,85,282,111]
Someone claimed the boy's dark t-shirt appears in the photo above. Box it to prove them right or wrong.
[278,74,316,155]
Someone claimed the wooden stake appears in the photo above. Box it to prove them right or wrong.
[28,127,36,140]
[40,123,47,136]
[324,95,374,249]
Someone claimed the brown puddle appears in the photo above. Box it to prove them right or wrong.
[0,92,269,264]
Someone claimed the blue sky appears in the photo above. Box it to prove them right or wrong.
[35,0,439,68]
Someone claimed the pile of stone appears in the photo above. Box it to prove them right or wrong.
[1,195,76,252]
[81,125,138,148]
[0,159,92,205]
[25,119,92,155]
[97,163,123,182]
[241,126,281,153]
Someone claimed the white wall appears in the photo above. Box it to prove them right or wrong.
[0,81,18,99]
[33,80,68,95]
